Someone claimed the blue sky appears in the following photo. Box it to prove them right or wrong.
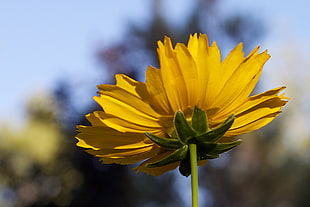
[0,0,151,123]
[0,0,309,125]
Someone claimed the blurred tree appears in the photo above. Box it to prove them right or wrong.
[0,94,83,207]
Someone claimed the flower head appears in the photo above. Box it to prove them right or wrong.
[76,34,288,176]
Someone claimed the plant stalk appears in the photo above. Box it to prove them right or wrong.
[189,143,198,207]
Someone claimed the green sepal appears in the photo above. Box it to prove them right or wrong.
[191,106,208,134]
[145,132,183,149]
[144,108,242,174]
[146,145,188,168]
[198,153,219,160]
[197,142,217,154]
[195,114,235,143]
[174,111,197,143]
[179,157,191,177]
[208,139,242,155]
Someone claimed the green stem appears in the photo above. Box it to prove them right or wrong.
[189,143,198,207]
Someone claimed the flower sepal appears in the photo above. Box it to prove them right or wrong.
[179,157,191,177]
[191,106,208,133]
[145,132,183,149]
[145,106,242,176]
[174,111,198,144]
[145,145,188,168]
[195,114,235,143]
[198,139,242,157]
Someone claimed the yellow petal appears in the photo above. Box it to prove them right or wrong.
[211,87,287,123]
[95,85,161,127]
[85,113,105,126]
[174,43,199,107]
[234,87,287,115]
[87,146,160,165]
[146,66,173,115]
[93,111,163,133]
[115,74,149,98]
[198,41,222,109]
[76,125,153,150]
[157,37,189,111]
[220,43,245,89]
[211,48,270,110]
[229,92,287,133]
[226,112,281,136]
[232,103,283,129]
[187,33,200,59]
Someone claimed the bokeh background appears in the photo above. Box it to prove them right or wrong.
[0,0,309,206]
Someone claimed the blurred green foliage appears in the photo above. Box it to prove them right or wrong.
[0,94,83,206]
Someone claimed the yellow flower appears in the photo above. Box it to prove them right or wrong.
[76,34,288,176]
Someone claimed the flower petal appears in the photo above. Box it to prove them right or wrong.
[220,43,245,88]
[95,85,161,127]
[93,111,163,133]
[146,66,173,115]
[213,87,288,136]
[115,74,149,99]
[212,47,270,110]
[198,42,222,109]
[187,34,222,109]
[234,87,287,115]
[76,125,153,150]
[226,112,281,136]
[232,101,283,130]
[211,87,287,123]
[157,37,189,111]
[226,88,288,135]
[86,146,159,165]
[174,43,199,107]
